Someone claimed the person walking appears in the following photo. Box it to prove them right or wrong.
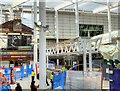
[2,74,7,85]
[61,65,67,85]
[31,70,35,82]
[61,65,66,72]
[46,75,49,86]
[0,72,3,85]
[15,83,22,91]
[30,81,39,91]
[50,72,54,89]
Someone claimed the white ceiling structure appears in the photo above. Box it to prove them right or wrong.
[0,0,119,28]
[0,0,119,14]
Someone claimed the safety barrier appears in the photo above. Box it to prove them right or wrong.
[0,64,33,81]
[4,68,11,83]
[14,64,33,80]
[53,71,66,89]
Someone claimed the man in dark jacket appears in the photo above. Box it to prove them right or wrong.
[30,81,39,91]
[15,83,22,91]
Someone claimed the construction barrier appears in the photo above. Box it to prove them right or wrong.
[66,71,102,89]
[4,68,11,83]
[0,84,11,91]
[14,66,21,81]
[0,64,33,91]
[53,71,66,89]
[14,64,33,80]
[109,68,120,91]
[21,66,24,79]
[0,64,33,82]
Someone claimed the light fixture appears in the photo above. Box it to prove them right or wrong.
[34,21,42,28]
[37,21,42,26]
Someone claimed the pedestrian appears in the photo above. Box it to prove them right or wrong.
[0,71,3,85]
[36,73,49,86]
[31,70,35,82]
[61,65,67,72]
[46,75,49,86]
[2,74,7,85]
[15,83,22,91]
[61,65,67,85]
[30,81,39,91]
[50,72,54,89]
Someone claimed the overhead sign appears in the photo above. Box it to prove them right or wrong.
[11,55,26,58]
[0,52,33,55]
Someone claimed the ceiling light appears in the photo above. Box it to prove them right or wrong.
[37,21,42,26]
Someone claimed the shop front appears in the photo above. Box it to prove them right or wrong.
[0,50,33,68]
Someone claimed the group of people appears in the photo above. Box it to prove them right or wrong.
[0,65,67,91]
[31,70,51,90]
[14,70,38,91]
[50,65,67,89]
[9,70,38,91]
[0,72,22,91]
[15,81,39,91]
[30,65,66,90]
[13,69,50,91]
[30,70,39,91]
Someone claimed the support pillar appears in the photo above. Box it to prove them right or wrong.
[89,51,92,71]
[46,50,49,68]
[57,59,59,66]
[33,0,38,77]
[83,51,87,71]
[55,10,59,66]
[68,56,71,67]
[107,0,112,43]
[39,0,46,89]
[75,0,79,38]
[89,40,92,71]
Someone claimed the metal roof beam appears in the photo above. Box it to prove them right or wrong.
[12,0,30,8]
[93,2,120,13]
[54,0,86,10]
[55,1,73,10]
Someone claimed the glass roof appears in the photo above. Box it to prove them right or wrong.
[0,0,119,14]
[0,0,119,29]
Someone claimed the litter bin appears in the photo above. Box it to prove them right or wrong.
[109,68,120,91]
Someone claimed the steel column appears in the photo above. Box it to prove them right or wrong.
[107,0,112,43]
[33,0,38,77]
[39,0,46,89]
[55,10,59,66]
[83,51,87,71]
[89,40,92,71]
[75,0,79,38]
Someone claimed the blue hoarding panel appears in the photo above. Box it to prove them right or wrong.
[110,69,120,91]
